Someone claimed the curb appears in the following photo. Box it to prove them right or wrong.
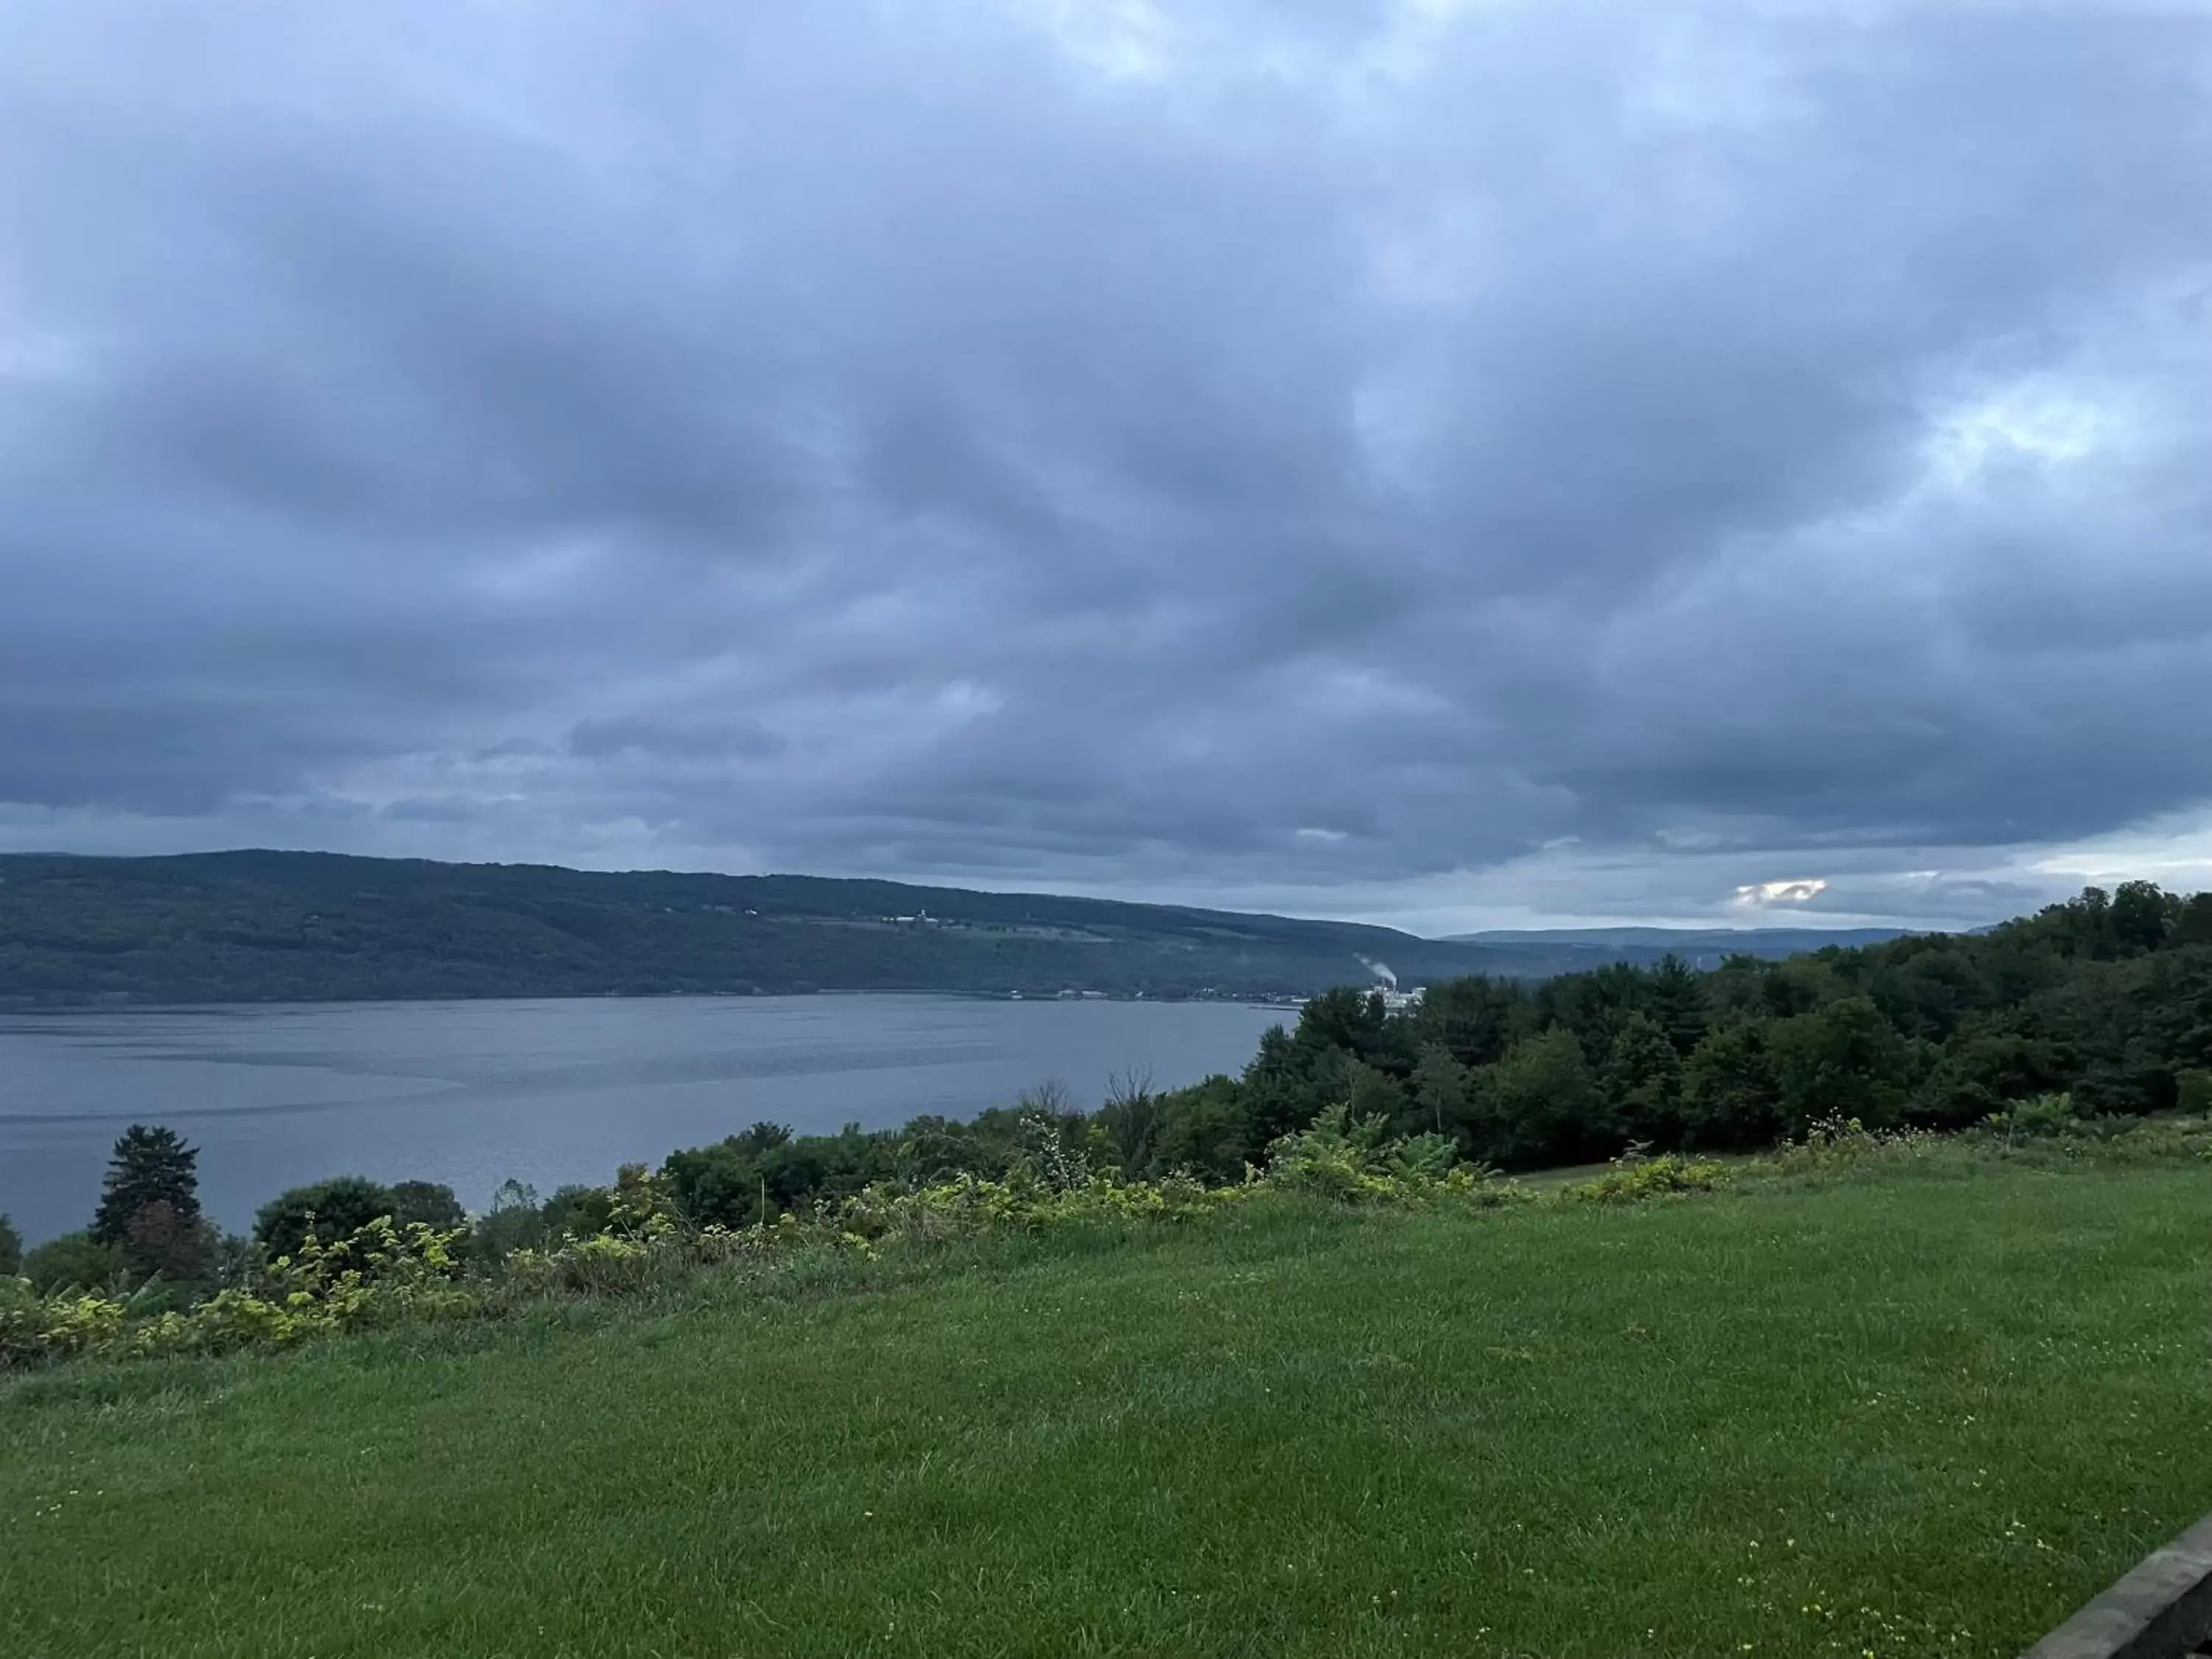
[2023,1514,2212,1658]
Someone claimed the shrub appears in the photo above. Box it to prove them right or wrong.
[1983,1091,2083,1144]
[389,1181,467,1230]
[2178,1071,2212,1117]
[544,1233,656,1294]
[833,1175,1033,1245]
[180,1289,311,1353]
[21,1231,127,1295]
[0,1213,18,1278]
[0,1279,141,1368]
[206,1231,262,1289]
[605,1164,682,1239]
[255,1176,399,1262]
[1763,1113,1938,1176]
[473,1179,551,1261]
[0,1277,55,1368]
[541,1183,615,1239]
[0,1214,481,1368]
[275,1214,469,1302]
[200,1215,476,1346]
[44,1292,130,1354]
[1011,1108,1093,1193]
[1264,1105,1475,1203]
[1562,1151,1730,1204]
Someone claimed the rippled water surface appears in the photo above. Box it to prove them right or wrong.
[0,995,1287,1240]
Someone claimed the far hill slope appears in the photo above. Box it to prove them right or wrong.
[1454,924,1913,969]
[0,849,1598,1004]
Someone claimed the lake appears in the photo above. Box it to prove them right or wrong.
[0,995,1290,1244]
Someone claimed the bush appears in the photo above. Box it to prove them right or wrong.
[1263,1105,1487,1204]
[1983,1091,2084,1144]
[0,1277,58,1368]
[389,1180,467,1229]
[255,1176,399,1261]
[1562,1151,1730,1204]
[510,1233,662,1295]
[2178,1071,2212,1117]
[541,1183,615,1239]
[1762,1114,1937,1177]
[3,1214,479,1369]
[0,1278,141,1368]
[0,1213,18,1278]
[471,1179,552,1261]
[21,1231,127,1295]
[1010,1108,1093,1193]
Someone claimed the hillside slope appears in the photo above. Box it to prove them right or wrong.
[0,850,1561,1003]
[6,1162,2208,1658]
[1452,924,1912,967]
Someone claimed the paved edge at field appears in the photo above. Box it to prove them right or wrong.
[2021,1513,2212,1658]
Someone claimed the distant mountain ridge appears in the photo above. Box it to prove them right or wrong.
[0,851,1930,1005]
[1449,924,1913,970]
[1457,925,1909,948]
[0,849,1512,1005]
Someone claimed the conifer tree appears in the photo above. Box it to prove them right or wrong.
[91,1124,203,1246]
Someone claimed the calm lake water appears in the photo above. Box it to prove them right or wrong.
[0,995,1289,1243]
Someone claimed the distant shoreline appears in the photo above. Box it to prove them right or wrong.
[0,987,1306,1015]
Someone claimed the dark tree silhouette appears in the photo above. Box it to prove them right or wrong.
[91,1124,202,1246]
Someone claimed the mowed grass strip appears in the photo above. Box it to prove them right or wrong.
[4,1161,2208,1659]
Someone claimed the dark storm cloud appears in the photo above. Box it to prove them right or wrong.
[3,0,2211,926]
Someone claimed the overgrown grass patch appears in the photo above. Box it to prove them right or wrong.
[4,1162,2209,1658]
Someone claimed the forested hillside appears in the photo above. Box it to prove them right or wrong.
[12,879,2210,1368]
[1270,879,2212,1168]
[0,849,1551,1002]
[597,880,2212,1224]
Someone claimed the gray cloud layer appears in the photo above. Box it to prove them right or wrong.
[4,1,2210,928]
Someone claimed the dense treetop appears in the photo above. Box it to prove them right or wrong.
[625,880,2212,1225]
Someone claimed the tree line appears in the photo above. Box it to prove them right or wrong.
[7,882,2210,1293]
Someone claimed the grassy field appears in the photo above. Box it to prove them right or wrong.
[4,1157,2209,1658]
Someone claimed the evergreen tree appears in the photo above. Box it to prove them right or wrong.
[91,1124,204,1247]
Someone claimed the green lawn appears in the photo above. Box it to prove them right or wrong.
[4,1161,2209,1658]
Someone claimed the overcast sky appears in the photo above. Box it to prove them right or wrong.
[4,1,2210,933]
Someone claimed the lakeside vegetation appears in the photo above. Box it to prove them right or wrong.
[6,879,2212,1653]
[7,877,2211,1318]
